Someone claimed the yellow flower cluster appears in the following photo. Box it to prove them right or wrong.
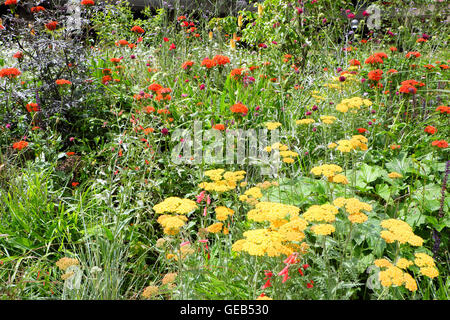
[265,142,297,164]
[380,219,424,246]
[329,174,349,185]
[296,118,315,125]
[388,172,403,179]
[311,93,326,103]
[199,170,246,193]
[414,253,439,278]
[310,164,343,178]
[336,97,372,113]
[207,222,224,234]
[239,186,263,205]
[55,257,80,271]
[162,272,177,285]
[333,197,372,224]
[378,264,418,292]
[330,135,368,153]
[153,197,198,215]
[320,115,337,124]
[232,226,308,258]
[255,180,278,190]
[215,206,234,221]
[247,201,301,225]
[157,215,188,235]
[310,224,335,236]
[265,122,282,130]
[142,285,159,299]
[302,204,339,223]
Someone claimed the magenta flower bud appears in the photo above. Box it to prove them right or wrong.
[347,13,355,19]
[306,111,312,116]
[337,67,342,72]
[130,55,136,59]
[371,109,376,114]
[161,128,169,135]
[339,76,346,82]
[312,127,317,132]
[255,106,260,111]
[363,10,370,16]
[199,84,205,90]
[139,90,145,96]
[312,105,318,111]
[361,78,366,83]
[322,18,327,24]
[368,121,372,126]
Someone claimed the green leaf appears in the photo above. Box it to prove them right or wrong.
[375,184,391,202]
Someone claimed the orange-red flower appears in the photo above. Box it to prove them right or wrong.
[230,103,248,114]
[390,144,401,150]
[13,51,23,59]
[13,141,28,151]
[201,57,216,69]
[213,55,230,66]
[66,151,76,156]
[431,140,448,148]
[435,105,450,114]
[389,47,397,52]
[406,51,421,58]
[56,79,71,86]
[5,0,17,5]
[110,58,122,64]
[399,84,416,94]
[181,60,194,70]
[0,67,21,79]
[368,69,383,81]
[424,126,437,135]
[45,21,58,31]
[26,103,40,112]
[213,124,225,130]
[349,59,361,66]
[148,83,163,92]
[357,128,368,134]
[81,0,94,5]
[230,68,244,80]
[131,25,144,33]
[116,39,129,46]
[30,6,45,13]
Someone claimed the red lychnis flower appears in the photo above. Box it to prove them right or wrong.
[368,69,383,81]
[81,0,94,5]
[131,25,145,34]
[45,21,58,31]
[230,103,248,114]
[0,67,21,78]
[357,128,368,134]
[424,126,437,135]
[31,6,45,13]
[4,0,17,5]
[432,140,448,148]
[13,141,28,151]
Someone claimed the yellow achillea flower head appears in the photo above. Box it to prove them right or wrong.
[232,228,294,257]
[320,115,337,124]
[296,118,315,125]
[380,219,423,246]
[153,197,198,215]
[302,204,338,223]
[244,187,263,199]
[335,97,372,113]
[55,257,79,271]
[157,214,188,235]
[333,197,372,215]
[207,222,223,233]
[162,272,177,285]
[310,164,343,178]
[204,169,225,181]
[328,142,337,149]
[396,258,413,269]
[142,285,159,299]
[419,266,439,278]
[330,174,349,184]
[414,252,435,267]
[388,172,403,179]
[283,157,295,164]
[265,122,282,130]
[215,206,234,221]
[247,201,301,223]
[374,258,393,268]
[311,223,335,236]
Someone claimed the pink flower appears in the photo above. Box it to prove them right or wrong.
[196,191,206,203]
[180,241,190,247]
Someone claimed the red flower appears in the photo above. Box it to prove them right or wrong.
[230,68,244,80]
[213,124,225,130]
[390,144,401,150]
[357,128,368,134]
[181,60,194,70]
[131,25,145,34]
[230,103,248,114]
[116,39,129,46]
[26,103,40,112]
[213,55,230,66]
[55,79,71,86]
[169,43,176,51]
[432,140,448,148]
[4,0,17,5]
[66,152,76,156]
[31,6,45,13]
[110,57,122,64]
[399,84,416,94]
[435,105,450,114]
[0,67,21,79]
[71,182,80,187]
[390,46,397,52]
[306,280,314,288]
[45,21,59,31]
[368,69,383,81]
[349,59,361,66]
[81,0,94,5]
[13,141,28,151]
[163,37,169,42]
[424,126,437,135]
[201,58,216,69]
[406,51,421,58]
